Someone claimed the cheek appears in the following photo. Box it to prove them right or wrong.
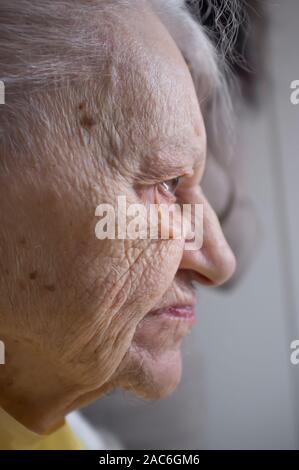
[70,237,185,335]
[63,184,186,334]
[57,235,185,387]
[12,173,185,386]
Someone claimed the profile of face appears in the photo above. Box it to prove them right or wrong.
[0,3,235,432]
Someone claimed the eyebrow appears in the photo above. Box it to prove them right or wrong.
[136,135,205,182]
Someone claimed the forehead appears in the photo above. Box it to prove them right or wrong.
[106,4,206,159]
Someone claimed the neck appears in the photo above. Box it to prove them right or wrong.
[0,331,113,434]
[0,333,80,434]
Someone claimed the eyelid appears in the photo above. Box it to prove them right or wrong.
[161,177,180,194]
[158,174,192,204]
[134,168,195,204]
[156,181,177,203]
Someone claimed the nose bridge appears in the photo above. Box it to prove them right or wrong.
[179,193,236,286]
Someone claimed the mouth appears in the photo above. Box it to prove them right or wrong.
[147,304,196,323]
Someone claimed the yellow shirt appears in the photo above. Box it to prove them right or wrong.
[0,407,85,450]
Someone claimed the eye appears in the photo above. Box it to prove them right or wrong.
[160,177,180,196]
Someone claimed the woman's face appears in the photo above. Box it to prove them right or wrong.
[0,6,235,422]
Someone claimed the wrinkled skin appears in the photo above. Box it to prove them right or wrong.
[0,4,235,433]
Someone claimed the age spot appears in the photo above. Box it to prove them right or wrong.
[44,284,56,292]
[80,114,96,130]
[29,270,38,280]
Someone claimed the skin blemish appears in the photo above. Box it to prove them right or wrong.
[78,102,86,111]
[29,271,38,280]
[19,237,27,245]
[44,284,56,292]
[80,114,96,131]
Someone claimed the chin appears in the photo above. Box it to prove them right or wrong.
[122,346,183,400]
[112,306,195,399]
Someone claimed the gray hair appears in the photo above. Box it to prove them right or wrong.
[0,0,239,165]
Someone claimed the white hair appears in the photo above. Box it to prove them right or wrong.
[0,0,237,163]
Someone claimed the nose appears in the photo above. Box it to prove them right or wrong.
[179,193,236,286]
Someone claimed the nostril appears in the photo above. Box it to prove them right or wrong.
[187,249,236,287]
[190,271,215,286]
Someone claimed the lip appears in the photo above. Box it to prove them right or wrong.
[148,304,196,322]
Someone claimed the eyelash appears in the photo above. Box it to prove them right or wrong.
[158,177,181,201]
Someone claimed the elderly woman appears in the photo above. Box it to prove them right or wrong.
[0,0,237,449]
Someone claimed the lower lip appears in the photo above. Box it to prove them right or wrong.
[149,305,196,321]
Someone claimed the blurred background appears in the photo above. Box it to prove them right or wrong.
[82,0,299,449]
